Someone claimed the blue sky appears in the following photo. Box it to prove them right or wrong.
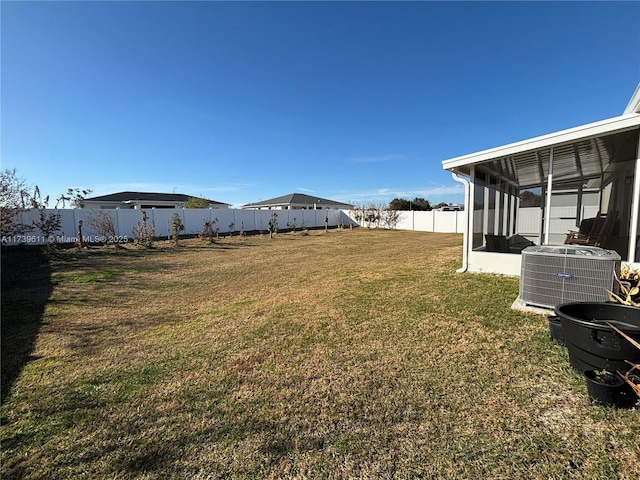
[2,1,639,208]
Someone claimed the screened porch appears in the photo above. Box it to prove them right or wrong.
[443,113,640,276]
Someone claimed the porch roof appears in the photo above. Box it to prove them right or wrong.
[442,114,640,189]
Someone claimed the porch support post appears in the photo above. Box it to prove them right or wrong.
[514,188,520,237]
[628,134,640,263]
[502,188,509,236]
[573,144,585,225]
[494,179,501,234]
[469,165,476,245]
[483,175,490,237]
[544,148,554,245]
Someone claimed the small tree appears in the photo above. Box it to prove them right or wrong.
[0,168,31,236]
[364,204,383,228]
[200,217,218,243]
[133,210,155,249]
[268,211,278,239]
[228,222,235,236]
[32,208,62,242]
[350,205,365,227]
[382,208,401,229]
[75,220,85,247]
[56,187,92,208]
[30,186,62,243]
[88,210,117,244]
[171,213,184,246]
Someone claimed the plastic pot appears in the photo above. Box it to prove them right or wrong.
[584,370,625,407]
[547,315,565,346]
[554,302,640,372]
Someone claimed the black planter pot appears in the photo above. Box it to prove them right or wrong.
[548,315,565,345]
[584,370,625,407]
[619,372,640,407]
[554,302,640,373]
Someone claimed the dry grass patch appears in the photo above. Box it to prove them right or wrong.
[2,229,639,479]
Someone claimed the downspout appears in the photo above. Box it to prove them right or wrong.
[451,171,470,273]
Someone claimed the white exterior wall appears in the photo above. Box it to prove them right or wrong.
[467,251,522,277]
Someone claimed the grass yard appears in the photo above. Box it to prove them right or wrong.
[1,229,639,479]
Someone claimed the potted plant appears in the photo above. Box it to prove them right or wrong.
[609,264,640,306]
[607,322,640,403]
[583,368,625,407]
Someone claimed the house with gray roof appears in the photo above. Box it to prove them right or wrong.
[82,191,230,209]
[241,193,353,210]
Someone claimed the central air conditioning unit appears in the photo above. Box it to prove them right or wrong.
[519,245,621,309]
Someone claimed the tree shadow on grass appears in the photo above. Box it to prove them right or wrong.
[1,246,53,405]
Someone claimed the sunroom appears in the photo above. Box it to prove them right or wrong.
[442,85,640,276]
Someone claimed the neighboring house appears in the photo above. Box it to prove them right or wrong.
[442,83,640,276]
[82,191,230,209]
[241,193,354,210]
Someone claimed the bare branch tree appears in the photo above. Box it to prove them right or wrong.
[1,168,32,236]
[88,210,117,243]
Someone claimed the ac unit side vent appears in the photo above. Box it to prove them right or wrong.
[519,245,620,309]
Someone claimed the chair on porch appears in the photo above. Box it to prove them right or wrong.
[484,234,510,253]
[564,212,618,247]
[485,234,535,253]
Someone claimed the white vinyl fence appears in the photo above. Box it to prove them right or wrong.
[342,209,466,234]
[394,210,465,233]
[4,207,582,246]
[3,208,355,245]
[345,207,586,238]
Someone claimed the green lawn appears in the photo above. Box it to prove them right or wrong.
[1,230,639,479]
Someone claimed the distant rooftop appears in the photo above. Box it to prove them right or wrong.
[84,191,229,206]
[242,193,353,209]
